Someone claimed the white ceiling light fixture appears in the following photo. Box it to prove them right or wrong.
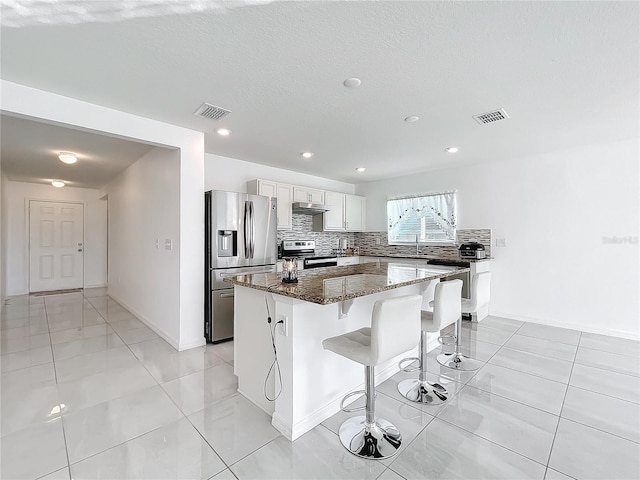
[404,116,420,123]
[355,167,366,172]
[216,128,231,136]
[343,77,362,88]
[301,152,314,159]
[445,147,459,153]
[58,152,77,164]
[51,180,65,188]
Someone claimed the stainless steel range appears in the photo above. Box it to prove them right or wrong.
[281,240,338,269]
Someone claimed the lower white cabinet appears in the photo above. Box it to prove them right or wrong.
[337,256,360,266]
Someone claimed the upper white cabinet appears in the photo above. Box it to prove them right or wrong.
[345,194,366,232]
[321,191,346,231]
[293,187,324,204]
[247,179,293,230]
[313,192,366,232]
[249,179,365,232]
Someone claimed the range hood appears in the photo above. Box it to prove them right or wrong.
[291,202,331,215]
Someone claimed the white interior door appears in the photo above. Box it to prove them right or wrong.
[29,201,84,292]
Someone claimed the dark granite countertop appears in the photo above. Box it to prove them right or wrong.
[360,255,491,265]
[224,261,470,305]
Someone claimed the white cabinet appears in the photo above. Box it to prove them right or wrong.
[345,194,366,232]
[313,192,366,232]
[293,187,324,204]
[247,180,293,230]
[337,256,360,266]
[321,191,346,231]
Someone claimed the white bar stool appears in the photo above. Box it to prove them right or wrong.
[462,271,491,320]
[436,273,489,372]
[322,294,422,460]
[397,279,462,405]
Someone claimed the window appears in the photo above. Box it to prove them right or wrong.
[387,191,457,245]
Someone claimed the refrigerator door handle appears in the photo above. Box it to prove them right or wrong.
[250,201,255,259]
[243,201,250,258]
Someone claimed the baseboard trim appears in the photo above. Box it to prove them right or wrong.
[281,347,420,441]
[179,337,206,350]
[107,291,181,350]
[490,310,640,341]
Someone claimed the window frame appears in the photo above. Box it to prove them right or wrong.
[386,190,457,246]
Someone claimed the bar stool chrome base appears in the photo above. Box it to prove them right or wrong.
[397,378,448,404]
[338,416,402,459]
[437,352,483,371]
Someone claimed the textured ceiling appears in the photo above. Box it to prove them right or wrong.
[1,1,638,184]
[0,114,155,188]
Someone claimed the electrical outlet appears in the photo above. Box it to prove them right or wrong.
[165,239,172,250]
[375,237,381,245]
[155,238,160,249]
[495,238,506,247]
[278,315,288,336]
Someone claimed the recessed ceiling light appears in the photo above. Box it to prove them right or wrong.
[216,128,231,136]
[445,146,459,153]
[301,152,314,159]
[343,77,362,88]
[58,152,77,164]
[355,167,366,172]
[404,116,420,123]
[51,180,65,188]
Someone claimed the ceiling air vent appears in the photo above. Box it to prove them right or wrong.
[473,108,509,125]
[193,102,231,121]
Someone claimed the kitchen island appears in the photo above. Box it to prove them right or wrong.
[225,261,469,440]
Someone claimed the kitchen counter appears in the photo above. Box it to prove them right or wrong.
[224,261,469,305]
[360,254,491,264]
[231,260,469,441]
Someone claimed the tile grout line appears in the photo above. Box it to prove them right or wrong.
[44,294,73,479]
[543,330,580,473]
[433,414,550,470]
[72,291,238,475]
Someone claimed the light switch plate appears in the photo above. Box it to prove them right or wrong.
[495,238,506,247]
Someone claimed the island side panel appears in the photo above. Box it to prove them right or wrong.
[234,285,277,416]
[276,283,431,441]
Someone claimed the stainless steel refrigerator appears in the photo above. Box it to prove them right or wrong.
[205,190,278,343]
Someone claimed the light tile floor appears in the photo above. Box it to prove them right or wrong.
[1,289,639,479]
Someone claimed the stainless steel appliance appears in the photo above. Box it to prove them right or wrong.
[281,240,338,269]
[291,202,331,215]
[205,190,277,343]
[459,241,486,259]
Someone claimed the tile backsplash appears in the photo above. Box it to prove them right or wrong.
[278,216,491,259]
[355,229,492,258]
[277,214,355,255]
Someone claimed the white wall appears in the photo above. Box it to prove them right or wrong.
[356,138,640,339]
[205,154,355,194]
[4,181,107,295]
[1,170,8,302]
[1,80,205,350]
[106,147,181,346]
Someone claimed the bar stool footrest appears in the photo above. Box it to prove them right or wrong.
[398,356,420,373]
[340,390,367,412]
[437,334,456,346]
